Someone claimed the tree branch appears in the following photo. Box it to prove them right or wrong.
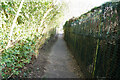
[39,8,53,28]
[6,0,24,49]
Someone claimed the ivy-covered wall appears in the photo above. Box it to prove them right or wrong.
[64,2,120,78]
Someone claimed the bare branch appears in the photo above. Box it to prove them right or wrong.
[6,0,24,49]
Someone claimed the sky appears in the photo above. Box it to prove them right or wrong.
[63,0,111,18]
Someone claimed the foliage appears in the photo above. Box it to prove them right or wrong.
[0,0,64,79]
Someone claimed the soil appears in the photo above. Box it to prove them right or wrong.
[17,34,84,78]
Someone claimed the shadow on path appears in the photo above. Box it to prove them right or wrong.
[18,34,84,78]
[42,34,83,78]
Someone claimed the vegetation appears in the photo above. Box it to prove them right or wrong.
[0,0,64,79]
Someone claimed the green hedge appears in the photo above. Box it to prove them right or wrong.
[0,0,63,79]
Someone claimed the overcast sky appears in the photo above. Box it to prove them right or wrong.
[62,0,111,18]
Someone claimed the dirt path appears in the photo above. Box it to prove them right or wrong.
[18,34,83,78]
[42,34,83,78]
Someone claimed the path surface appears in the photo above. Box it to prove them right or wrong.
[19,34,83,78]
[42,34,82,78]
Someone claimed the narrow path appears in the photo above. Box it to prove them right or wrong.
[42,34,81,78]
[19,34,83,78]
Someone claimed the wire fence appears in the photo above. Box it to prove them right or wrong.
[64,2,120,78]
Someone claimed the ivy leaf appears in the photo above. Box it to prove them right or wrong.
[4,58,11,63]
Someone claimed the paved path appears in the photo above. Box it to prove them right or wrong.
[42,34,79,78]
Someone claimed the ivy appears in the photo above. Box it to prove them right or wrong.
[0,0,64,79]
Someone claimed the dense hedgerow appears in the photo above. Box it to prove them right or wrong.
[0,0,64,78]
